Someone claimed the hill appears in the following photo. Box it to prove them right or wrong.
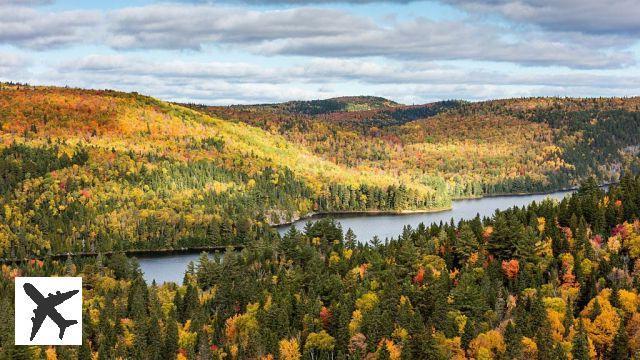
[195,96,640,198]
[2,85,640,258]
[241,95,400,116]
[0,85,447,258]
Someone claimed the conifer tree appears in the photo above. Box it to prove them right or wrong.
[163,307,179,360]
[572,319,590,360]
[609,319,629,360]
[504,321,522,359]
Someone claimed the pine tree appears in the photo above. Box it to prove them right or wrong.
[572,319,590,360]
[147,307,162,360]
[181,282,199,322]
[609,320,629,360]
[409,330,444,360]
[456,223,479,260]
[128,276,149,359]
[461,319,475,350]
[162,307,179,360]
[504,321,522,359]
[563,301,574,338]
[345,228,357,248]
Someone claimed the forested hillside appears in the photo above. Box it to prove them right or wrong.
[0,84,447,259]
[2,84,640,261]
[199,96,640,198]
[3,175,640,359]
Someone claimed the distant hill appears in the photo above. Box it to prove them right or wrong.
[244,96,401,116]
[2,84,639,258]
[193,96,640,198]
[0,85,447,258]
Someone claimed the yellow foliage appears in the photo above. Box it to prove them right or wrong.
[547,310,565,342]
[179,322,198,352]
[279,338,301,360]
[392,326,409,342]
[580,289,621,355]
[521,337,538,358]
[468,330,505,359]
[618,289,638,314]
[433,332,465,360]
[383,338,402,360]
[627,313,640,354]
[45,347,57,360]
[355,292,379,313]
[537,217,546,233]
[348,310,363,335]
[305,330,335,351]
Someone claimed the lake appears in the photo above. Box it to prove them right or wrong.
[138,190,573,283]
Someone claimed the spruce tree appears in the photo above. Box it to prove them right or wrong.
[163,307,179,360]
[609,320,629,360]
[182,282,199,323]
[504,321,522,359]
[572,319,590,360]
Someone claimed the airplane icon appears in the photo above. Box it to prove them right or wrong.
[23,283,79,341]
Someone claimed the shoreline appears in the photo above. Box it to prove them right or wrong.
[272,182,601,227]
[271,206,453,228]
[0,245,244,265]
[1,182,614,263]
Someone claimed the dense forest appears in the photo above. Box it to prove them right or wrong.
[0,84,447,259]
[2,175,640,359]
[1,85,640,260]
[3,85,640,359]
[197,96,640,199]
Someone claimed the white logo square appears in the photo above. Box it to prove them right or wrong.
[14,277,82,345]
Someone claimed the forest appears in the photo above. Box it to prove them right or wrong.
[0,84,447,259]
[2,84,640,359]
[199,96,640,199]
[2,175,640,359]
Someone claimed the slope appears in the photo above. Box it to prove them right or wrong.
[198,96,640,198]
[0,85,448,258]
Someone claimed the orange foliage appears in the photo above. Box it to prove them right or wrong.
[501,259,519,279]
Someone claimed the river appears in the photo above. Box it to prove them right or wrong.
[138,190,573,283]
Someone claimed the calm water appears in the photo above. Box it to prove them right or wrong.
[138,190,572,283]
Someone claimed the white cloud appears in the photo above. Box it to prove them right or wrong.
[44,54,640,104]
[0,6,101,50]
[0,52,30,78]
[442,0,640,36]
[107,5,373,50]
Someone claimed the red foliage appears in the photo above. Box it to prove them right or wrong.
[562,271,576,288]
[501,259,520,279]
[413,267,425,285]
[591,234,603,248]
[80,188,92,199]
[28,259,43,268]
[320,306,332,328]
[612,224,629,239]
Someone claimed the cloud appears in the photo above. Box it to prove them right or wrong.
[0,3,635,69]
[0,6,101,50]
[105,4,631,69]
[61,54,640,89]
[442,0,640,36]
[107,5,373,50]
[181,0,414,3]
[252,18,633,68]
[46,54,640,104]
[0,52,30,78]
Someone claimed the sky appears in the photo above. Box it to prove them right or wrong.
[1,0,640,105]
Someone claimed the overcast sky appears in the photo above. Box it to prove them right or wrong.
[1,0,640,104]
